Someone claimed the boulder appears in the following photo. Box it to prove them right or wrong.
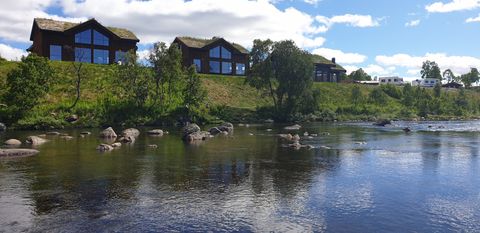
[373,119,392,127]
[99,127,117,138]
[184,131,210,142]
[403,127,411,133]
[303,132,309,136]
[183,123,201,136]
[60,136,74,140]
[80,131,91,135]
[278,134,293,141]
[208,127,222,136]
[147,129,164,136]
[4,139,21,146]
[111,142,122,148]
[25,136,48,145]
[219,122,234,134]
[118,135,135,143]
[122,128,140,138]
[284,124,302,130]
[292,134,301,142]
[0,149,39,157]
[96,144,113,151]
[65,114,78,123]
[46,131,61,136]
[0,123,6,132]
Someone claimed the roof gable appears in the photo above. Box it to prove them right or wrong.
[175,36,249,54]
[32,18,139,41]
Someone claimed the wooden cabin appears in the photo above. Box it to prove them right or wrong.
[173,37,249,76]
[28,18,139,64]
[312,55,346,82]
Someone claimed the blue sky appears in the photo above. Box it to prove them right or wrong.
[1,0,480,79]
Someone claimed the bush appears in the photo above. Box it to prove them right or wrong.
[380,84,403,99]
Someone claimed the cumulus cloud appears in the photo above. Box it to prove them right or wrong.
[316,14,382,29]
[0,43,28,61]
[364,64,396,76]
[312,48,367,64]
[405,19,421,27]
[466,14,480,22]
[376,53,480,75]
[426,0,480,13]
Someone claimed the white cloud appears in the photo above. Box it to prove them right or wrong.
[405,19,421,27]
[363,64,396,76]
[304,0,320,5]
[407,69,421,75]
[466,14,480,22]
[316,14,382,29]
[376,53,480,75]
[0,43,28,61]
[426,0,480,13]
[312,48,367,64]
[343,65,359,74]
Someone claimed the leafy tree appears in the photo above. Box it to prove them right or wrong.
[443,69,455,83]
[402,83,414,106]
[348,68,371,81]
[247,39,315,120]
[183,65,206,115]
[4,54,53,116]
[116,51,153,107]
[421,60,442,80]
[369,88,387,105]
[460,68,479,88]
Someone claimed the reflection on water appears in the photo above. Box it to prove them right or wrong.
[1,121,480,232]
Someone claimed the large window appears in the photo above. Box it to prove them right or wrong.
[93,30,109,46]
[209,61,220,73]
[115,51,127,63]
[50,45,62,61]
[222,62,232,74]
[75,47,91,63]
[75,29,91,44]
[193,59,201,72]
[221,47,231,59]
[94,49,109,64]
[209,46,220,58]
[236,63,245,75]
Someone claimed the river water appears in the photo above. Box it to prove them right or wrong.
[1,121,480,232]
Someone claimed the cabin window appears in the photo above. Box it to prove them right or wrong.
[236,63,245,75]
[221,47,231,59]
[93,30,109,46]
[75,29,92,44]
[49,45,62,61]
[209,46,220,58]
[209,61,220,73]
[75,47,91,63]
[222,62,232,74]
[94,49,109,64]
[193,59,201,72]
[115,51,127,63]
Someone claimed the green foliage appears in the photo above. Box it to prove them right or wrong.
[116,51,153,107]
[380,84,403,99]
[421,60,442,80]
[247,39,316,121]
[183,65,207,118]
[443,69,456,83]
[402,84,414,106]
[4,54,53,117]
[433,83,442,98]
[348,68,371,81]
[351,85,362,105]
[369,88,387,105]
[460,68,479,88]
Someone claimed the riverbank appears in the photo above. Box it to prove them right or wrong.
[1,60,480,130]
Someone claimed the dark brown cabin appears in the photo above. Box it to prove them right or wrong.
[173,37,249,76]
[28,18,139,64]
[312,55,346,82]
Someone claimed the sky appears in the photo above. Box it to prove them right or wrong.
[1,0,480,79]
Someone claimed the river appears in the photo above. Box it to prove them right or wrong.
[1,121,480,232]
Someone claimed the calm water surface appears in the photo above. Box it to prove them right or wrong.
[1,121,480,232]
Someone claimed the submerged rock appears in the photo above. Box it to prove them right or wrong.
[46,131,61,136]
[100,127,117,138]
[122,128,140,138]
[284,124,302,130]
[60,135,74,140]
[147,129,164,136]
[80,131,92,135]
[403,127,411,133]
[373,119,392,127]
[183,123,201,136]
[118,135,135,143]
[4,139,22,146]
[0,149,39,157]
[96,144,114,151]
[184,131,210,142]
[148,144,158,149]
[25,136,48,145]
[111,142,122,148]
[0,123,6,132]
[218,122,234,134]
[208,127,222,136]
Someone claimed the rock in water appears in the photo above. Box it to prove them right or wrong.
[118,135,135,143]
[219,122,234,134]
[182,123,210,142]
[4,139,22,146]
[147,129,164,136]
[25,136,48,145]
[148,144,158,149]
[122,128,140,138]
[0,149,39,157]
[80,131,92,135]
[60,136,74,140]
[284,124,302,130]
[100,127,117,138]
[183,123,201,136]
[403,127,411,133]
[46,131,61,136]
[111,142,122,148]
[208,127,222,136]
[373,119,392,127]
[96,144,114,151]
[0,123,6,132]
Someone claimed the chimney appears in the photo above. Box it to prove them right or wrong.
[331,57,336,64]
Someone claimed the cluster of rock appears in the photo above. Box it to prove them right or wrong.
[181,122,234,143]
[97,127,164,151]
[278,131,314,150]
[208,123,234,136]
